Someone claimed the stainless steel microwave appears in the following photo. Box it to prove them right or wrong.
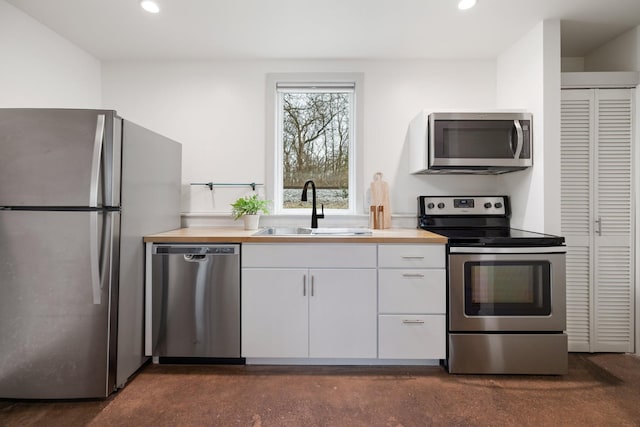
[408,111,533,174]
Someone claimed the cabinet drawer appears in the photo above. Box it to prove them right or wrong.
[242,243,377,268]
[378,244,445,268]
[378,315,446,359]
[378,269,445,313]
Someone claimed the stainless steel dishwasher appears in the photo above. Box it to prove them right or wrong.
[150,244,241,361]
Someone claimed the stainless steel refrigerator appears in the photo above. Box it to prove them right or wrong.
[0,109,182,399]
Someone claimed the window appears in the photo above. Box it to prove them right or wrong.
[266,74,363,215]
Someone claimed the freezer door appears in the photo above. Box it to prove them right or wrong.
[0,210,118,399]
[0,109,119,207]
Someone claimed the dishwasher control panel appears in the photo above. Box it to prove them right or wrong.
[153,244,239,255]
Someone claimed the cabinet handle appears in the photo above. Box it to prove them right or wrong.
[401,256,424,260]
[402,320,425,324]
[303,275,306,296]
[402,273,425,278]
[595,217,602,235]
[311,275,315,296]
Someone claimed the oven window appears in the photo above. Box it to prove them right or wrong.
[464,261,551,316]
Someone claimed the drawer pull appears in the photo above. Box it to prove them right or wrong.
[401,256,424,260]
[402,320,425,324]
[402,273,425,278]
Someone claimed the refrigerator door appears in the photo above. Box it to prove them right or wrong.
[0,109,118,207]
[116,120,181,385]
[0,210,118,399]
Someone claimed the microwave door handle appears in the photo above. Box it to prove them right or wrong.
[513,120,523,159]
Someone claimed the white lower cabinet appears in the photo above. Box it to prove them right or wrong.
[378,244,446,360]
[309,269,377,358]
[378,269,445,313]
[241,242,446,363]
[242,268,309,358]
[241,244,377,359]
[378,315,446,359]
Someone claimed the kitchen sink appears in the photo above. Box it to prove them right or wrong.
[310,227,372,236]
[252,227,372,236]
[252,227,312,236]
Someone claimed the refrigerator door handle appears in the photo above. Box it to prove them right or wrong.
[90,114,105,208]
[90,211,102,304]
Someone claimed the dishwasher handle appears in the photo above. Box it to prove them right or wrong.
[152,244,239,255]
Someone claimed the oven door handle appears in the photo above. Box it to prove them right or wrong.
[449,246,566,254]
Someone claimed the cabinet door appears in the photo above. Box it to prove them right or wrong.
[561,88,594,352]
[308,269,377,358]
[241,269,308,358]
[561,88,635,353]
[593,89,634,353]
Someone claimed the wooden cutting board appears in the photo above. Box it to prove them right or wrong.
[370,172,391,228]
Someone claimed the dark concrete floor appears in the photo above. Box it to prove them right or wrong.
[1,353,640,427]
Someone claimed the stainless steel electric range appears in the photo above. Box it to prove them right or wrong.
[418,195,568,375]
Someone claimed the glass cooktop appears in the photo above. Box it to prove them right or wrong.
[424,227,565,247]
[418,195,565,247]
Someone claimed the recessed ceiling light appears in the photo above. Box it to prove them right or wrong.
[140,0,160,14]
[458,0,477,10]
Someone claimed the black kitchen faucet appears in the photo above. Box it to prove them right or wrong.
[301,180,324,228]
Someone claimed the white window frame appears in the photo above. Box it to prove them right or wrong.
[266,73,364,215]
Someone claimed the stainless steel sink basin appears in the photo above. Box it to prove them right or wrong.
[310,228,372,236]
[252,227,312,236]
[252,227,372,236]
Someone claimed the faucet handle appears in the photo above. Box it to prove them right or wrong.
[318,203,325,219]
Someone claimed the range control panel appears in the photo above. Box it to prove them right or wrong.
[419,196,508,216]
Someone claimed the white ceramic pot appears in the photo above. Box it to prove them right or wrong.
[243,214,260,230]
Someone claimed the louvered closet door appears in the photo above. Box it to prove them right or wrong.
[560,88,635,353]
[561,89,594,352]
[593,89,634,352]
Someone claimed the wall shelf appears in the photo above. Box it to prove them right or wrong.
[190,182,264,191]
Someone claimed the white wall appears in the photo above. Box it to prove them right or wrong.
[496,20,561,234]
[102,59,499,222]
[561,57,585,72]
[0,0,557,232]
[542,21,562,235]
[585,26,640,72]
[0,0,101,108]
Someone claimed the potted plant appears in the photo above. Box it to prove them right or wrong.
[231,194,270,230]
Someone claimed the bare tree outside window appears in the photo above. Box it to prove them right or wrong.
[279,90,352,209]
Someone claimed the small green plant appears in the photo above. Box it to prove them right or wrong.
[230,194,270,219]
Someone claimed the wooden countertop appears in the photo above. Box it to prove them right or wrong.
[144,227,447,244]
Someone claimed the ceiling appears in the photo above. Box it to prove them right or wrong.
[6,0,640,61]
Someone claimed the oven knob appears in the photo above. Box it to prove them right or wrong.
[495,202,503,209]
[484,202,492,209]
[427,202,435,209]
[437,202,445,209]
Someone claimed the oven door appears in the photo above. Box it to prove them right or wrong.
[448,247,566,332]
